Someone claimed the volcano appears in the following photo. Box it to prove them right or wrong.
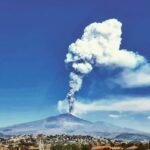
[0,113,150,140]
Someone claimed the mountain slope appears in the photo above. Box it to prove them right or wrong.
[0,113,150,140]
[115,133,150,141]
[0,113,91,135]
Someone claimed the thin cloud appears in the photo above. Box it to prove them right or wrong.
[147,116,150,120]
[58,97,150,115]
[115,64,150,88]
[109,114,121,118]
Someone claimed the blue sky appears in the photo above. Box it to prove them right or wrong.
[0,0,150,132]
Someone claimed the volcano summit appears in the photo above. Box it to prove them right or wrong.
[1,113,150,140]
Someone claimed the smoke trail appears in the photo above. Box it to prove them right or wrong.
[63,18,146,113]
[66,63,92,113]
[67,72,83,113]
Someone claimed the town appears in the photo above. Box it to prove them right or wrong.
[0,134,150,150]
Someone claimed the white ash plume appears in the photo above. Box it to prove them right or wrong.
[61,18,146,114]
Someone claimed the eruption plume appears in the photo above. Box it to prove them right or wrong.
[67,72,83,113]
[63,18,145,114]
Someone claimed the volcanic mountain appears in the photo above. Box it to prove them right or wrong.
[0,113,150,140]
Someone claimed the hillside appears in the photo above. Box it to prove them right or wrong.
[0,113,150,140]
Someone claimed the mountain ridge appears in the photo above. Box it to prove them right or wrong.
[0,113,150,140]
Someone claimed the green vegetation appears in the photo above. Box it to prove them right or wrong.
[51,143,92,150]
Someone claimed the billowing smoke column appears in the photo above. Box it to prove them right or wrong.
[64,18,145,113]
[66,65,92,113]
[67,72,83,113]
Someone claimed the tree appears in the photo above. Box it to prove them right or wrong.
[137,143,146,150]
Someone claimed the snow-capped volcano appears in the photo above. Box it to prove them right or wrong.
[0,113,150,140]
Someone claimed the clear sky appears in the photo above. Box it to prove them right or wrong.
[0,0,150,132]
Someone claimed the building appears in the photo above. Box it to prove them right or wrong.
[91,146,112,150]
[111,147,123,150]
[126,146,138,150]
[0,145,9,150]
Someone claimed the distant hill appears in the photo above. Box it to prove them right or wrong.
[0,113,150,140]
